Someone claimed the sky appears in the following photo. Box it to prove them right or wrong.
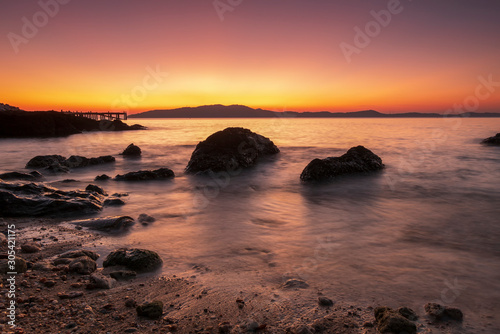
[1,0,500,114]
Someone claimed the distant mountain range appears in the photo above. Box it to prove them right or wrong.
[129,104,500,118]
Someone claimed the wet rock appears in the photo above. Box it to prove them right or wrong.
[88,273,116,289]
[58,249,100,261]
[115,168,174,181]
[103,248,162,272]
[0,182,103,217]
[103,198,126,206]
[109,270,137,280]
[68,256,97,274]
[281,278,309,289]
[300,146,384,182]
[482,133,500,145]
[138,213,156,224]
[0,257,27,273]
[136,300,163,319]
[424,303,463,321]
[185,127,279,174]
[63,155,115,168]
[318,296,334,307]
[85,184,107,196]
[69,216,135,232]
[374,306,417,334]
[95,174,111,181]
[0,171,42,181]
[398,306,418,321]
[26,155,66,169]
[121,143,142,156]
[21,243,41,253]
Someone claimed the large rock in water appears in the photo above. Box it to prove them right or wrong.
[185,127,280,174]
[300,146,384,182]
[114,168,174,181]
[0,182,104,217]
[121,143,142,156]
[482,133,500,145]
[103,248,162,272]
[0,171,42,181]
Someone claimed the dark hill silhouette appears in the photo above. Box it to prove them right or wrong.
[129,105,500,118]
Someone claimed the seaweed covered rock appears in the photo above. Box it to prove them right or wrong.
[114,168,174,181]
[185,127,279,174]
[482,133,500,145]
[300,146,384,182]
[103,248,162,272]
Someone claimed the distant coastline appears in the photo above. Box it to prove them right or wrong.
[129,104,500,118]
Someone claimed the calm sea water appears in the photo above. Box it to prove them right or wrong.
[1,118,500,331]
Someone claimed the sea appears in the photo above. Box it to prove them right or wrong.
[1,117,499,332]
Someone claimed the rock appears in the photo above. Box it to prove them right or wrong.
[424,303,463,321]
[26,155,66,168]
[103,198,126,206]
[115,168,174,181]
[53,258,72,265]
[374,306,417,334]
[121,143,142,156]
[318,296,334,307]
[58,249,100,261]
[218,322,233,333]
[0,257,27,274]
[136,300,163,319]
[95,174,111,181]
[398,306,418,321]
[0,182,103,217]
[68,256,97,274]
[125,298,137,308]
[103,248,163,272]
[85,184,107,195]
[69,216,135,232]
[482,133,500,145]
[21,243,41,253]
[109,270,137,280]
[32,260,53,271]
[186,127,279,174]
[300,146,384,182]
[58,291,84,299]
[63,155,115,168]
[0,171,43,181]
[138,214,156,224]
[281,278,309,289]
[43,280,56,288]
[88,273,117,289]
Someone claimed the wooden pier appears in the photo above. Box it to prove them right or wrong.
[61,111,127,121]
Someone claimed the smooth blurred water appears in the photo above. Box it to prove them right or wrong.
[1,118,500,330]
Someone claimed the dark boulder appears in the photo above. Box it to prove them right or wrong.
[115,168,174,181]
[0,182,103,217]
[95,174,111,181]
[0,171,42,181]
[185,127,279,174]
[424,303,463,321]
[103,248,162,272]
[26,155,66,168]
[136,300,163,319]
[482,133,500,145]
[63,155,115,168]
[374,307,417,334]
[300,146,384,182]
[26,154,115,172]
[104,198,126,206]
[138,213,156,224]
[69,216,134,232]
[85,184,107,196]
[121,143,142,156]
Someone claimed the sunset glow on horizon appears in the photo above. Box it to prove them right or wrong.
[1,0,499,114]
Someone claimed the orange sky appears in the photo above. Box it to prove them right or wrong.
[1,1,499,114]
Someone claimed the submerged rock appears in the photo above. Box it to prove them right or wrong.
[114,168,174,181]
[121,143,142,156]
[424,303,463,321]
[0,171,42,181]
[26,154,115,172]
[0,182,104,217]
[300,146,384,182]
[185,127,279,174]
[103,248,162,272]
[374,306,417,334]
[64,155,115,168]
[26,155,66,169]
[104,198,126,206]
[138,213,156,224]
[69,216,135,232]
[482,133,500,145]
[95,174,111,181]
